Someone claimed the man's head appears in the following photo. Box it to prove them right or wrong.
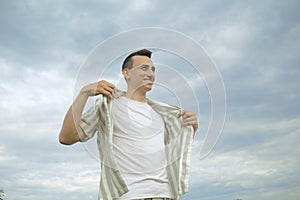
[122,49,155,92]
[122,49,152,70]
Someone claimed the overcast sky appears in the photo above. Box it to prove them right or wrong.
[1,0,300,199]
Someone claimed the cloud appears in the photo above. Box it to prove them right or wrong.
[188,119,300,199]
[1,151,100,200]
[1,0,300,199]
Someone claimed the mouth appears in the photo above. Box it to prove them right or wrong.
[143,79,154,85]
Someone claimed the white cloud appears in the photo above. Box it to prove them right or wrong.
[189,116,300,199]
[130,0,153,12]
[0,65,74,124]
[0,58,13,78]
[200,19,260,70]
[1,0,300,199]
[0,145,16,162]
[2,159,100,200]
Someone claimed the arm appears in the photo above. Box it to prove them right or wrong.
[58,80,115,145]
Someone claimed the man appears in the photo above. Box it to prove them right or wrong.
[59,49,198,200]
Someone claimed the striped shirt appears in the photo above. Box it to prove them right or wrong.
[80,90,194,200]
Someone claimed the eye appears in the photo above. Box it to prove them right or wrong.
[142,66,148,70]
[140,65,148,71]
[140,65,155,72]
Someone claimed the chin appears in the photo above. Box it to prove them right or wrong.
[144,85,153,91]
[145,86,153,91]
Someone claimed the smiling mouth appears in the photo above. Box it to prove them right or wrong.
[143,79,154,85]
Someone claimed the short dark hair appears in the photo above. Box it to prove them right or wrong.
[122,49,152,70]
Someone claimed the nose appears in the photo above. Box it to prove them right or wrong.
[143,73,154,83]
[148,68,154,76]
[146,69,155,79]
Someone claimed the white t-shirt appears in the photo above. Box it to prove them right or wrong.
[112,96,174,199]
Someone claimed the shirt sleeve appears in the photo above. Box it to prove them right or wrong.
[79,98,101,142]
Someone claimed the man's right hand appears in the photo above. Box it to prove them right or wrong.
[80,80,115,99]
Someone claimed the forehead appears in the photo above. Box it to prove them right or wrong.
[131,55,153,67]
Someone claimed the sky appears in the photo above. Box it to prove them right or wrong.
[0,0,300,199]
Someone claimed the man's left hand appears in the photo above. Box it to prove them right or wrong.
[177,110,198,135]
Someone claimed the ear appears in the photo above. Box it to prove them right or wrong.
[122,68,129,80]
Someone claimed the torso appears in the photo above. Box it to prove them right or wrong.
[112,96,174,199]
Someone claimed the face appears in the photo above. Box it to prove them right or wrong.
[123,55,156,92]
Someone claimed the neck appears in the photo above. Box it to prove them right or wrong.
[125,88,147,102]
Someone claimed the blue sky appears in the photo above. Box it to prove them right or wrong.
[1,0,300,199]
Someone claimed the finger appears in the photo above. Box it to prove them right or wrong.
[183,118,197,125]
[96,83,114,95]
[103,84,115,95]
[177,111,182,118]
[182,113,198,125]
[101,89,113,99]
[179,111,195,120]
[177,110,187,118]
[99,80,115,89]
[183,116,196,124]
[183,120,198,132]
[181,113,195,121]
[105,82,116,90]
[94,87,111,98]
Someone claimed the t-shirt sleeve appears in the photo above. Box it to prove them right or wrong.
[79,98,101,142]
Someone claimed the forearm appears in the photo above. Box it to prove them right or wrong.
[59,91,89,145]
